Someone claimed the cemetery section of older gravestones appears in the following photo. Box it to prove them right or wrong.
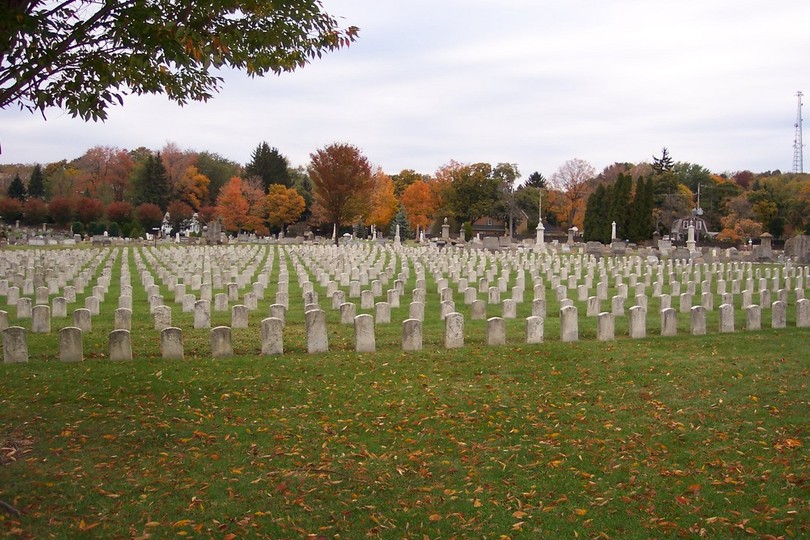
[0,241,809,361]
[0,246,126,360]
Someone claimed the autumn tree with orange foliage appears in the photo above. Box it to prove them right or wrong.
[309,143,373,244]
[265,184,306,231]
[74,145,134,202]
[401,180,437,236]
[365,168,398,230]
[160,142,198,192]
[216,177,251,233]
[241,177,269,235]
[174,165,210,210]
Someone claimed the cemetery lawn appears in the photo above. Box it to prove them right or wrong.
[1,331,807,539]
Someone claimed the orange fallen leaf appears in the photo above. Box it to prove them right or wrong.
[573,508,587,516]
[429,514,441,522]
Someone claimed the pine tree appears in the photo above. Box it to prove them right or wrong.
[627,176,656,242]
[652,147,674,173]
[583,190,599,241]
[245,142,290,191]
[584,185,610,242]
[389,206,412,239]
[525,171,547,189]
[609,173,632,240]
[28,164,46,199]
[7,174,26,201]
[132,153,170,210]
[627,177,644,242]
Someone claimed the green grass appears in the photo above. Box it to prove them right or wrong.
[1,245,808,538]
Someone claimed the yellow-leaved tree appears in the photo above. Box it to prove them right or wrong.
[266,184,306,232]
[365,168,398,231]
[174,165,210,210]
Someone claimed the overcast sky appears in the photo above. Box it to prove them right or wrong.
[2,0,808,179]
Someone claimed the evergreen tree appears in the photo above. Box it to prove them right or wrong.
[583,189,600,241]
[609,173,632,240]
[7,174,26,201]
[245,142,290,191]
[290,167,313,221]
[584,184,611,242]
[28,164,46,199]
[132,153,170,210]
[652,147,674,173]
[627,176,655,242]
[389,205,412,239]
[524,171,547,189]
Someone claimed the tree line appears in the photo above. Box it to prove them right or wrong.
[1,144,809,244]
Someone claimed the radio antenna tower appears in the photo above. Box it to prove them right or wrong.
[794,91,804,173]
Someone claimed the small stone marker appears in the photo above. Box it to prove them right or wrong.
[525,315,544,344]
[444,312,464,349]
[354,314,376,353]
[797,298,810,327]
[16,297,32,319]
[402,318,422,351]
[597,312,614,341]
[305,309,329,353]
[487,317,506,346]
[660,308,677,337]
[161,327,184,360]
[746,304,761,331]
[2,326,28,363]
[73,308,92,333]
[771,300,787,329]
[31,305,51,333]
[59,327,83,362]
[560,305,578,342]
[719,304,735,333]
[260,317,284,355]
[231,305,249,328]
[690,305,707,336]
[629,306,646,339]
[211,326,233,358]
[194,300,210,329]
[375,302,391,324]
[109,329,132,361]
[153,305,171,331]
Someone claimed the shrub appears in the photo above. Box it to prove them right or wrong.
[106,201,134,225]
[87,221,106,236]
[48,197,75,227]
[76,197,105,224]
[128,222,145,239]
[135,203,163,231]
[22,198,49,225]
[0,197,23,224]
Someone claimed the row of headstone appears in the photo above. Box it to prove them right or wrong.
[15,296,800,362]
